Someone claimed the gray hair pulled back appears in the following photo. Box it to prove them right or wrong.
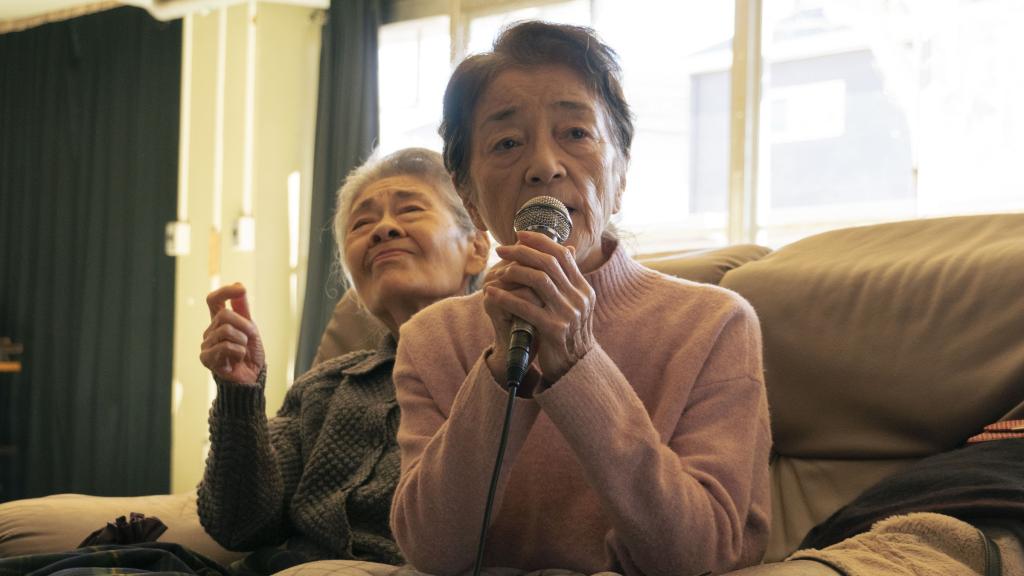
[333,147,483,293]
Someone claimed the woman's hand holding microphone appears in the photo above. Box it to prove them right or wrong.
[482,230,596,392]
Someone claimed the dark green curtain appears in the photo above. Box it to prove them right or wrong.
[295,0,381,376]
[0,7,180,500]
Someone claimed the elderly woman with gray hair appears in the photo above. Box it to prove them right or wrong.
[389,22,771,576]
[197,147,489,575]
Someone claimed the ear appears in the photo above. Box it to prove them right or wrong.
[464,230,491,276]
[612,162,627,214]
[457,177,489,232]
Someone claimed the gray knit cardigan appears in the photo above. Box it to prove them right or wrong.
[197,337,402,566]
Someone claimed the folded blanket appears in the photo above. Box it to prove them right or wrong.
[800,439,1024,550]
[788,512,1009,576]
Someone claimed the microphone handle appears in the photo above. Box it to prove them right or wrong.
[506,318,534,386]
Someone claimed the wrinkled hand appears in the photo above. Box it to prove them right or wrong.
[199,283,266,385]
[483,231,596,388]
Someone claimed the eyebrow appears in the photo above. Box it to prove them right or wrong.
[482,106,519,127]
[555,100,592,113]
[481,100,596,127]
[351,189,430,215]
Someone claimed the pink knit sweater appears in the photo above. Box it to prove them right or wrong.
[391,243,771,576]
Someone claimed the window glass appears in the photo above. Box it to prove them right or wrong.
[466,1,591,55]
[758,0,1024,246]
[594,0,735,252]
[378,15,451,154]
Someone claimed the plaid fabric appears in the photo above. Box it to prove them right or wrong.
[967,419,1024,444]
[0,543,229,576]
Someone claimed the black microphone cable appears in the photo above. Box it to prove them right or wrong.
[471,377,520,576]
[470,196,571,576]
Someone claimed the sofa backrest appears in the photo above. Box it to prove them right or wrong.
[721,213,1024,560]
[637,243,772,285]
[312,292,383,366]
[313,243,772,364]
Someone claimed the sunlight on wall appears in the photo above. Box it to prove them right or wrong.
[170,3,321,494]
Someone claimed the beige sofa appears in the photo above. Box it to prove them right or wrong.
[2,213,1022,573]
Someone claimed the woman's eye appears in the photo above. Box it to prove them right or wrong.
[568,127,589,140]
[399,205,425,214]
[494,138,520,151]
[351,219,371,231]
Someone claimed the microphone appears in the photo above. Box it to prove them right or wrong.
[505,196,573,386]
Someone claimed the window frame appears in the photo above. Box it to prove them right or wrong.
[382,0,956,248]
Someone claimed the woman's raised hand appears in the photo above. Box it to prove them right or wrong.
[483,231,596,386]
[200,283,266,385]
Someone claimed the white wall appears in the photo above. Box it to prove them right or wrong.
[170,2,322,493]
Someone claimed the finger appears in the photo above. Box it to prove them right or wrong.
[516,231,586,283]
[200,342,247,373]
[559,244,589,287]
[483,285,551,333]
[512,231,577,266]
[495,243,574,294]
[207,322,250,348]
[483,259,514,283]
[217,341,248,362]
[206,283,246,319]
[498,264,570,312]
[211,308,259,340]
[485,272,544,308]
[230,290,252,321]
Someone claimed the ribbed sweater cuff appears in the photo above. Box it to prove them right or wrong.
[213,370,267,416]
[536,345,643,438]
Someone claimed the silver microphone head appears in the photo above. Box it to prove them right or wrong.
[512,196,572,244]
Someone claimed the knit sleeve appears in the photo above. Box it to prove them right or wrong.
[389,340,542,576]
[535,300,772,576]
[197,369,304,551]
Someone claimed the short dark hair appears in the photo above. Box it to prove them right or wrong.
[440,20,635,191]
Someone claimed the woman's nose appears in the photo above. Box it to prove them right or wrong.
[525,137,566,185]
[370,217,403,244]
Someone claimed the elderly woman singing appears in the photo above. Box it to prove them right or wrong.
[197,148,489,575]
[389,22,771,576]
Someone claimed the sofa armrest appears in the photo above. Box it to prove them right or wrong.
[0,491,245,566]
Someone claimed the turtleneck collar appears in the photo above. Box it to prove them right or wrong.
[583,238,661,324]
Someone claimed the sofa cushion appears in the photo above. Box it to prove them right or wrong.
[721,214,1024,560]
[0,491,245,565]
[722,213,1024,459]
[274,560,400,576]
[637,243,772,285]
[764,456,917,561]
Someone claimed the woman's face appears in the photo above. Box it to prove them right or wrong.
[463,64,625,273]
[343,174,482,319]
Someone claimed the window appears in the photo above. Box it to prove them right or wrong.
[378,15,450,154]
[378,0,1024,253]
[758,0,1024,245]
[466,0,590,55]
